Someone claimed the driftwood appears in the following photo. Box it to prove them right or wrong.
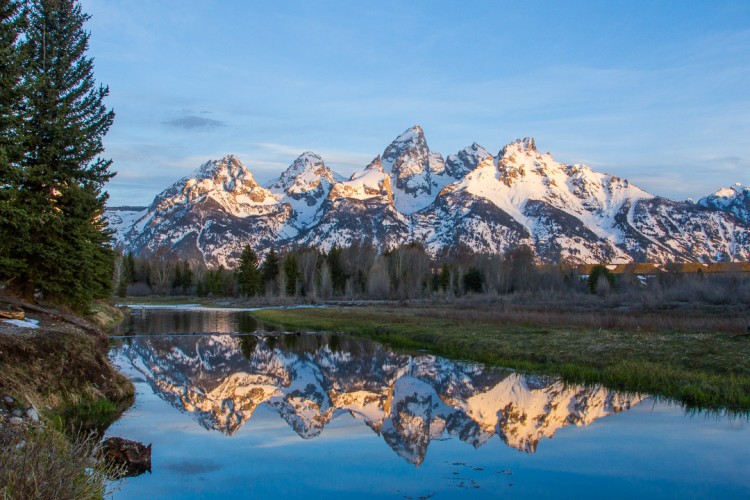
[0,308,24,320]
[0,294,104,338]
[100,437,152,478]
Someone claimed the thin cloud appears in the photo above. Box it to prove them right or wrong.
[253,142,373,171]
[164,115,226,129]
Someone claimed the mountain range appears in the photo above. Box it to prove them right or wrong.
[112,332,644,464]
[106,126,750,267]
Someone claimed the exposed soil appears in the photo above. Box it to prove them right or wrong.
[0,293,134,418]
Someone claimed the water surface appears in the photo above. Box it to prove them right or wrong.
[107,308,750,499]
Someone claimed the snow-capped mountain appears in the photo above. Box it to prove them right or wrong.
[119,155,290,266]
[107,126,750,266]
[266,151,342,231]
[698,183,750,224]
[111,333,644,464]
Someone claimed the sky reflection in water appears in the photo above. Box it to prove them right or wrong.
[107,309,750,499]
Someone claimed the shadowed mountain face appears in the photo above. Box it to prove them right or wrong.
[112,332,644,465]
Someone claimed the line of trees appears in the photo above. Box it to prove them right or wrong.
[115,243,576,300]
[115,241,750,305]
[0,0,115,310]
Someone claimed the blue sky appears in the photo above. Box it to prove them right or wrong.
[81,0,750,206]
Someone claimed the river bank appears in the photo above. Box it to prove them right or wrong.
[0,294,135,498]
[252,300,750,412]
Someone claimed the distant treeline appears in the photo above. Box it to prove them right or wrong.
[113,243,750,303]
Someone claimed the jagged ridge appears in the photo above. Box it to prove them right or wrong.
[112,333,644,464]
[107,126,750,267]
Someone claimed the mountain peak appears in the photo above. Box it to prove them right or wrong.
[295,151,323,163]
[270,151,335,198]
[445,143,493,178]
[397,124,424,140]
[698,182,750,222]
[383,125,428,163]
[499,137,540,160]
[364,155,384,172]
[268,151,335,213]
[192,154,248,180]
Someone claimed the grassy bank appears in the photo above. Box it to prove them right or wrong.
[252,304,750,412]
[0,318,134,417]
[0,295,135,498]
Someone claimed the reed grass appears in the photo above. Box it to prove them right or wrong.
[253,304,750,412]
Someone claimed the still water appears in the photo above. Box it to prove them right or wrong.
[107,307,750,499]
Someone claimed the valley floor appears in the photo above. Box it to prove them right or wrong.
[251,297,750,413]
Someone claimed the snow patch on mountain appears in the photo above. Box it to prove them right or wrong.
[106,127,750,266]
[106,206,148,247]
[699,183,750,223]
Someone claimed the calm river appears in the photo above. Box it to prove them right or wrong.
[107,307,750,499]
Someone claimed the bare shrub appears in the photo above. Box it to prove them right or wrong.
[319,261,333,300]
[297,249,319,299]
[367,256,391,299]
[0,427,119,499]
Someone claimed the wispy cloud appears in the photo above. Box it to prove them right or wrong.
[164,115,226,129]
[253,142,372,172]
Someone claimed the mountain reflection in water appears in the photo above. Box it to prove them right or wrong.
[111,332,643,465]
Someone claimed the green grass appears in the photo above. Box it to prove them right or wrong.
[252,306,750,413]
[49,397,124,436]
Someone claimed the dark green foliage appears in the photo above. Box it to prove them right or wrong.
[172,262,183,291]
[236,246,260,297]
[0,0,115,310]
[0,0,24,170]
[198,266,234,297]
[124,252,136,282]
[260,248,279,292]
[327,246,346,293]
[433,263,456,293]
[180,260,193,293]
[588,265,615,294]
[166,260,192,294]
[283,253,299,296]
[138,261,152,287]
[462,267,484,293]
[0,1,26,278]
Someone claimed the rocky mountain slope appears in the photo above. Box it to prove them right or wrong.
[698,183,749,223]
[112,333,643,464]
[107,126,750,267]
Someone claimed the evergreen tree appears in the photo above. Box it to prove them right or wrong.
[236,246,261,297]
[327,246,346,294]
[172,262,183,292]
[260,248,279,292]
[0,1,26,278]
[124,251,135,282]
[195,278,205,297]
[462,267,484,294]
[0,0,115,309]
[283,253,299,296]
[181,260,192,294]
